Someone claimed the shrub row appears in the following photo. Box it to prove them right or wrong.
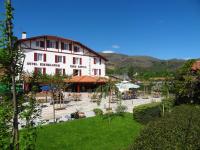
[133,102,161,124]
[130,105,200,150]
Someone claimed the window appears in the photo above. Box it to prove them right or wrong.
[69,44,72,51]
[47,40,58,48]
[40,41,44,48]
[55,55,65,63]
[93,69,101,76]
[55,68,62,75]
[64,44,68,50]
[34,53,44,61]
[34,67,42,74]
[36,41,44,48]
[73,69,81,76]
[74,46,80,52]
[36,41,39,47]
[58,56,62,63]
[61,42,69,50]
[73,57,82,65]
[38,54,43,61]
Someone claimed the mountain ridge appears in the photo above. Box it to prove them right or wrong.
[99,52,186,74]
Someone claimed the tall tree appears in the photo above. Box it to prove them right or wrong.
[0,0,24,149]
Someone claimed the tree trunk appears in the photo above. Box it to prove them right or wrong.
[53,94,56,123]
[7,0,19,148]
[12,74,19,150]
[60,91,61,108]
[109,90,111,111]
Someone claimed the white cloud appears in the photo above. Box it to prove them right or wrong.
[112,45,120,49]
[101,50,115,54]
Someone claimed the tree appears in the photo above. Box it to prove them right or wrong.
[171,59,200,105]
[0,0,20,149]
[0,0,37,149]
[127,65,134,80]
[95,78,122,124]
[36,73,69,122]
[96,78,120,110]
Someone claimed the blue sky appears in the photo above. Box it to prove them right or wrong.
[1,0,200,59]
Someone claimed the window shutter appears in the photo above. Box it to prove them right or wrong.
[56,41,59,49]
[94,58,96,64]
[63,69,65,75]
[73,57,75,64]
[34,68,38,75]
[79,70,82,76]
[34,53,37,61]
[55,68,58,75]
[69,44,72,51]
[99,58,101,64]
[63,56,66,64]
[47,40,50,48]
[61,42,64,50]
[74,46,77,52]
[43,54,46,62]
[40,41,44,48]
[43,68,46,75]
[55,55,57,63]
[80,58,82,65]
[99,69,101,76]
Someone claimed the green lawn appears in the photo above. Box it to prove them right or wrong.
[36,113,142,150]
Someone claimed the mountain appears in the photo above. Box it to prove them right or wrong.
[100,53,186,74]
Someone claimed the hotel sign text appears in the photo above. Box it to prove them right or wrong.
[70,65,87,69]
[27,62,60,67]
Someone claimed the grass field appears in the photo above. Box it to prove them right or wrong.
[36,113,142,150]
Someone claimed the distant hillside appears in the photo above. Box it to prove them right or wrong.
[100,53,186,75]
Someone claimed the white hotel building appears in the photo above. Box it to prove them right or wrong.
[19,33,107,77]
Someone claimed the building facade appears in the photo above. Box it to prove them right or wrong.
[19,34,107,77]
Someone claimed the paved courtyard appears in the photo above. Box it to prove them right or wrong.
[40,92,161,121]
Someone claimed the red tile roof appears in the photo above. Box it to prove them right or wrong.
[65,76,107,83]
[192,61,200,71]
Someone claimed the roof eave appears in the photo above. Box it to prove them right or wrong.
[18,35,108,61]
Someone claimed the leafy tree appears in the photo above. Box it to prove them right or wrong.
[171,59,200,104]
[0,0,23,149]
[127,65,134,80]
[0,0,40,149]
[95,78,122,124]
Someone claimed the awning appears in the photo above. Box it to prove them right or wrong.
[116,80,140,92]
[65,76,107,83]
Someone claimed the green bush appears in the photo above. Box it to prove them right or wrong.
[93,108,103,116]
[133,102,161,124]
[161,96,175,114]
[130,105,200,150]
[115,105,128,114]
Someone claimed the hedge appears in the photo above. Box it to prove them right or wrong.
[133,102,161,124]
[130,105,200,150]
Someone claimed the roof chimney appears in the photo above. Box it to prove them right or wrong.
[22,32,27,39]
